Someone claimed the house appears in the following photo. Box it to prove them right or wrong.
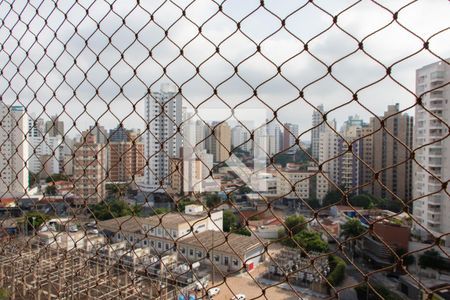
[178,230,265,272]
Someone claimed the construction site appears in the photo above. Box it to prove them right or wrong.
[0,237,206,300]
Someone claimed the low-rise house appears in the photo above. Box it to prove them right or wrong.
[178,230,265,272]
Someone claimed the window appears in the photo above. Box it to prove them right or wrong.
[233,259,239,266]
[158,242,162,249]
[181,247,186,254]
[214,255,220,262]
[224,256,229,266]
[196,251,202,258]
[189,249,194,256]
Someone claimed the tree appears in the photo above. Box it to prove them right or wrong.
[294,230,328,252]
[23,211,50,232]
[44,185,57,196]
[45,173,68,183]
[341,218,365,238]
[176,199,196,212]
[238,186,253,195]
[349,194,373,208]
[223,210,237,232]
[284,215,307,235]
[419,250,450,271]
[90,199,141,221]
[151,207,170,215]
[233,227,251,236]
[395,248,415,271]
[0,288,10,300]
[29,172,38,187]
[307,198,321,209]
[205,193,221,208]
[341,218,365,260]
[322,190,344,207]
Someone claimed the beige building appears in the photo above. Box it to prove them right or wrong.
[108,140,145,183]
[205,122,231,163]
[97,205,223,254]
[368,103,413,201]
[73,134,107,204]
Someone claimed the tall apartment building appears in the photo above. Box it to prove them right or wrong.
[413,59,450,245]
[142,85,182,192]
[108,132,145,183]
[0,103,29,197]
[205,122,231,163]
[318,119,339,185]
[369,104,413,201]
[337,115,372,192]
[231,124,251,153]
[45,115,64,137]
[311,104,326,159]
[73,134,107,204]
[283,122,299,153]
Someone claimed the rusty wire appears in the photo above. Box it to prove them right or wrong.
[0,0,450,299]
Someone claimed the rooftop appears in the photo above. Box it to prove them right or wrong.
[180,230,264,259]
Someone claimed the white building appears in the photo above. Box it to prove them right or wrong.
[311,104,326,159]
[318,119,339,185]
[413,59,450,246]
[0,103,29,197]
[231,124,251,153]
[142,85,182,192]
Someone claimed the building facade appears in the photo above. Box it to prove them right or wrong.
[73,134,107,204]
[142,86,182,192]
[283,123,299,154]
[369,104,413,202]
[311,104,326,159]
[413,59,450,245]
[0,103,29,197]
[205,122,231,163]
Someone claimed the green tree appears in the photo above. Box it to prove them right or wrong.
[45,173,68,183]
[0,288,10,300]
[327,255,346,287]
[151,207,170,215]
[284,215,307,235]
[223,210,238,232]
[176,199,196,212]
[322,190,344,207]
[419,249,450,271]
[90,199,141,221]
[29,172,39,187]
[44,185,57,196]
[294,230,328,252]
[233,227,251,236]
[349,194,373,208]
[23,211,50,232]
[205,193,221,208]
[395,248,415,271]
[341,218,365,260]
[238,186,253,194]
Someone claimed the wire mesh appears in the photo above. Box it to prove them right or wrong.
[0,0,450,299]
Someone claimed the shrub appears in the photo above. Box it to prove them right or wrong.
[327,255,346,287]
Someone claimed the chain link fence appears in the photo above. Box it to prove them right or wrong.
[0,0,449,299]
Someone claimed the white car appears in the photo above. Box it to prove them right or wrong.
[231,294,246,300]
[207,287,220,297]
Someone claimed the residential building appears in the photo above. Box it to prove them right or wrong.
[73,134,107,204]
[85,124,108,144]
[45,115,64,137]
[369,103,413,201]
[97,205,223,254]
[413,59,450,246]
[0,102,29,197]
[283,122,299,153]
[205,122,231,163]
[311,104,326,159]
[231,124,251,153]
[142,85,182,192]
[108,138,145,183]
[318,119,339,185]
[336,115,372,192]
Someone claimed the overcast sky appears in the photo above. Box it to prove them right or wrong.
[0,0,449,139]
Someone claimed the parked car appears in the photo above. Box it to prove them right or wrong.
[231,294,246,300]
[207,287,220,297]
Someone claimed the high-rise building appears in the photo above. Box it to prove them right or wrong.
[283,123,299,153]
[86,125,108,144]
[73,134,107,204]
[45,115,64,137]
[108,131,145,183]
[0,102,29,198]
[318,119,339,185]
[336,115,372,192]
[311,104,326,159]
[231,124,251,153]
[369,103,413,201]
[109,125,130,142]
[142,85,182,192]
[205,122,231,163]
[413,59,450,245]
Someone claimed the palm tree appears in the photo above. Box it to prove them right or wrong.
[340,218,365,261]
